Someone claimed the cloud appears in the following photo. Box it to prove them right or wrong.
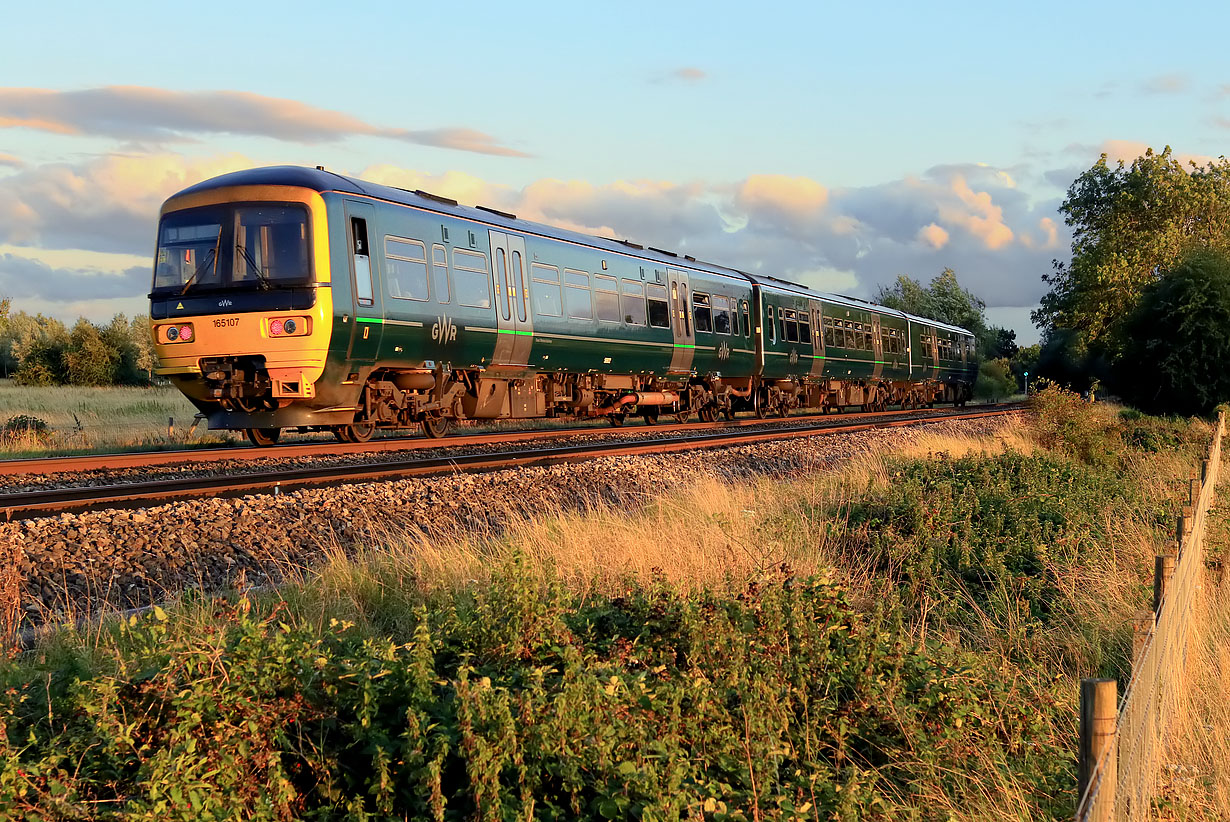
[0,253,147,301]
[0,152,254,254]
[0,151,1070,320]
[0,153,21,169]
[0,87,530,157]
[1139,73,1190,95]
[651,67,708,84]
[1066,139,1216,169]
[917,223,949,249]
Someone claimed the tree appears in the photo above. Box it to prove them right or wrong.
[1035,146,1230,349]
[1114,250,1230,416]
[875,268,1014,356]
[63,318,118,386]
[12,314,69,386]
[129,314,155,383]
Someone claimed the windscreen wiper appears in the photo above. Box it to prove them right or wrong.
[235,244,272,291]
[179,243,219,296]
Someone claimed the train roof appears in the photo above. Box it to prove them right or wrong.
[171,166,975,337]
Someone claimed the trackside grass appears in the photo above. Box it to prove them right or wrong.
[0,388,1215,820]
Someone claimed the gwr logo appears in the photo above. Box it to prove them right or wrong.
[432,315,458,344]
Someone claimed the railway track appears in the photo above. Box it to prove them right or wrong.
[0,403,1018,478]
[1,406,1019,521]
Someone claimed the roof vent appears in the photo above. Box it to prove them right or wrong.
[684,255,696,261]
[476,205,517,220]
[315,165,325,171]
[614,239,644,250]
[648,246,678,257]
[414,189,459,206]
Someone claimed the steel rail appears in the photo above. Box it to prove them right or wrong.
[0,403,1019,478]
[1,409,1016,521]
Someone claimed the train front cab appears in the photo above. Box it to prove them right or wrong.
[149,184,336,440]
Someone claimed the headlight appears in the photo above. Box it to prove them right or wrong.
[268,316,310,337]
[159,323,193,344]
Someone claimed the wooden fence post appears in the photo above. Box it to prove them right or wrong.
[1079,678,1118,820]
[1132,609,1153,665]
[1154,554,1176,616]
[1190,477,1201,507]
[1201,459,1210,485]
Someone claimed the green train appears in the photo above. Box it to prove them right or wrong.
[149,166,977,445]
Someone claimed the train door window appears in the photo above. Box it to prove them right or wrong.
[565,269,592,320]
[783,309,798,343]
[431,245,450,304]
[647,283,670,328]
[741,300,750,338]
[767,305,776,343]
[621,279,646,325]
[692,292,712,333]
[594,273,620,323]
[798,311,811,347]
[385,237,430,302]
[530,263,562,317]
[350,217,374,306]
[495,248,511,320]
[711,294,732,334]
[680,283,691,335]
[452,249,491,308]
[511,250,527,322]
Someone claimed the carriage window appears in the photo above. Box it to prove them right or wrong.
[621,279,646,325]
[530,263,562,317]
[431,245,450,304]
[646,283,670,328]
[452,248,490,308]
[594,273,620,322]
[692,292,712,333]
[823,317,835,348]
[741,300,750,338]
[843,322,855,349]
[565,269,592,320]
[798,312,811,347]
[385,237,430,302]
[711,294,732,335]
[783,309,798,343]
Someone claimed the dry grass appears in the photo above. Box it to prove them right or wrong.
[0,379,238,454]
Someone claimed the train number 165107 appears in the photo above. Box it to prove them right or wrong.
[212,318,240,328]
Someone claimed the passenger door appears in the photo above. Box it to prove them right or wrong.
[488,230,533,369]
[667,269,694,374]
[345,200,383,362]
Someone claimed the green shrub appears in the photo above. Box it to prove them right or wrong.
[1027,383,1124,467]
[1,414,50,444]
[0,574,1072,820]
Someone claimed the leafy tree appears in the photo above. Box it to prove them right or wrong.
[1010,344,1041,391]
[1114,250,1230,415]
[12,314,69,385]
[129,314,155,383]
[874,268,1015,357]
[1035,146,1230,348]
[974,357,1015,399]
[63,318,118,386]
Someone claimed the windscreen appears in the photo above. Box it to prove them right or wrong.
[153,203,311,294]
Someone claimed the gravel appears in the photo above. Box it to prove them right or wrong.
[0,406,1000,494]
[1,414,1017,625]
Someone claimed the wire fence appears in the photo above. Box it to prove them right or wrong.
[1076,410,1225,821]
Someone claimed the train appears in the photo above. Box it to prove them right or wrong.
[149,166,977,446]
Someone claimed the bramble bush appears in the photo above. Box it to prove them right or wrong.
[0,569,1072,821]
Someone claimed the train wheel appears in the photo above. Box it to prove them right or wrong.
[245,427,280,447]
[422,417,452,439]
[673,409,691,424]
[722,406,736,421]
[642,407,659,426]
[609,412,626,427]
[346,422,376,443]
[698,405,717,423]
[753,396,768,419]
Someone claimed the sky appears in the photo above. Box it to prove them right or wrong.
[2,0,1228,347]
